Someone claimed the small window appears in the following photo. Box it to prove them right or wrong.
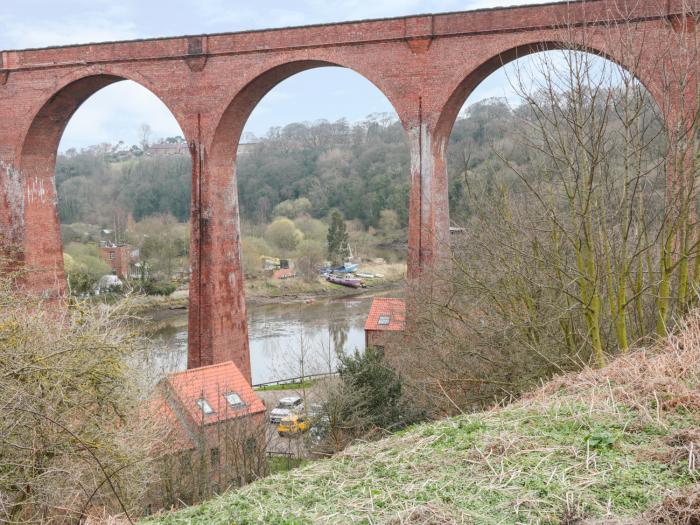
[179,453,192,472]
[245,437,256,453]
[224,392,245,408]
[109,252,115,260]
[196,398,214,415]
[378,315,391,326]
[210,447,220,466]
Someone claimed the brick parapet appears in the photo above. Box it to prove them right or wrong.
[1,1,692,73]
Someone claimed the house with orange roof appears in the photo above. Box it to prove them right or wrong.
[149,361,267,507]
[364,298,406,363]
[271,268,295,280]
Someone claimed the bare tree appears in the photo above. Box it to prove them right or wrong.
[405,11,699,413]
[139,123,153,150]
[149,399,271,510]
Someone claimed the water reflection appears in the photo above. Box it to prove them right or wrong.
[143,295,376,385]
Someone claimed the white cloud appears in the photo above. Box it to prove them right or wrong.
[1,1,136,50]
[59,82,183,151]
[7,23,137,50]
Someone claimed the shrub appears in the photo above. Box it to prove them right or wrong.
[0,273,159,522]
[142,279,176,296]
[265,218,304,252]
[311,347,425,455]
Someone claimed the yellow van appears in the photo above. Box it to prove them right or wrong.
[277,414,310,437]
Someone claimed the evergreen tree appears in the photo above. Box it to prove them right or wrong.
[337,347,404,432]
[327,210,349,265]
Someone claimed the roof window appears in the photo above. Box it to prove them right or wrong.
[196,398,214,415]
[224,392,245,408]
[378,315,391,326]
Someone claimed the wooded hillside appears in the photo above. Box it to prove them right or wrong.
[55,101,533,231]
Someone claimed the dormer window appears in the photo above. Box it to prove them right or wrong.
[224,392,245,408]
[378,315,391,326]
[196,398,214,415]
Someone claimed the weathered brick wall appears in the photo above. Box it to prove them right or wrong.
[0,0,695,381]
[99,245,133,279]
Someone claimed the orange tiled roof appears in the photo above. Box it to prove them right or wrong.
[150,395,196,451]
[272,268,294,280]
[364,298,405,332]
[166,361,265,427]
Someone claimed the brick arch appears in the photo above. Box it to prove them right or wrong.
[190,58,410,379]
[20,68,189,159]
[0,0,694,377]
[433,40,663,148]
[209,59,409,162]
[409,37,669,278]
[18,71,189,298]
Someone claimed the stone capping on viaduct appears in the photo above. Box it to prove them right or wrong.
[0,0,693,74]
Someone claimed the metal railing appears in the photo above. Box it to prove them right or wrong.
[266,451,294,458]
[253,371,338,389]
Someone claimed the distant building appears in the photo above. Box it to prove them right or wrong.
[364,298,406,360]
[238,133,259,157]
[237,142,258,157]
[94,274,123,295]
[149,361,267,506]
[99,242,140,279]
[145,142,189,156]
[271,268,295,280]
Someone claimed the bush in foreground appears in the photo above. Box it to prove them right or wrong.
[0,276,159,523]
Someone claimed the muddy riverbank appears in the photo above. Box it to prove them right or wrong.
[143,279,403,322]
[128,262,405,319]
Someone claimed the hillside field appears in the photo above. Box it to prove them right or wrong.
[145,312,700,524]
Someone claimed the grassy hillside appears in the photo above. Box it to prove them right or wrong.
[146,312,700,525]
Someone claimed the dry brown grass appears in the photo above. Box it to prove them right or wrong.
[381,503,467,525]
[583,483,700,524]
[534,308,700,420]
[644,483,700,524]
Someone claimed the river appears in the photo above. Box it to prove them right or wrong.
[142,292,396,385]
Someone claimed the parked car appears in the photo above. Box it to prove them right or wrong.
[277,414,310,437]
[269,396,304,424]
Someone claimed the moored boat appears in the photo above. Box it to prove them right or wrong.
[326,274,363,288]
[332,262,359,273]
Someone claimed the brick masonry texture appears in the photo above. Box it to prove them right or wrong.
[0,0,697,383]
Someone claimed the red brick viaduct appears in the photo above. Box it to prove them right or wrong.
[0,0,697,383]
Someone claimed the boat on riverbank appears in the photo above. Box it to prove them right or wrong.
[326,274,364,289]
[328,262,359,273]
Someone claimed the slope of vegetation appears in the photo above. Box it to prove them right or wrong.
[55,115,412,230]
[54,103,525,233]
[146,312,700,525]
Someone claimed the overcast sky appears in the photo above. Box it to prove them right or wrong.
[0,0,566,150]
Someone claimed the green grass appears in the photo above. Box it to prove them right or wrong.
[268,456,309,475]
[145,316,700,524]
